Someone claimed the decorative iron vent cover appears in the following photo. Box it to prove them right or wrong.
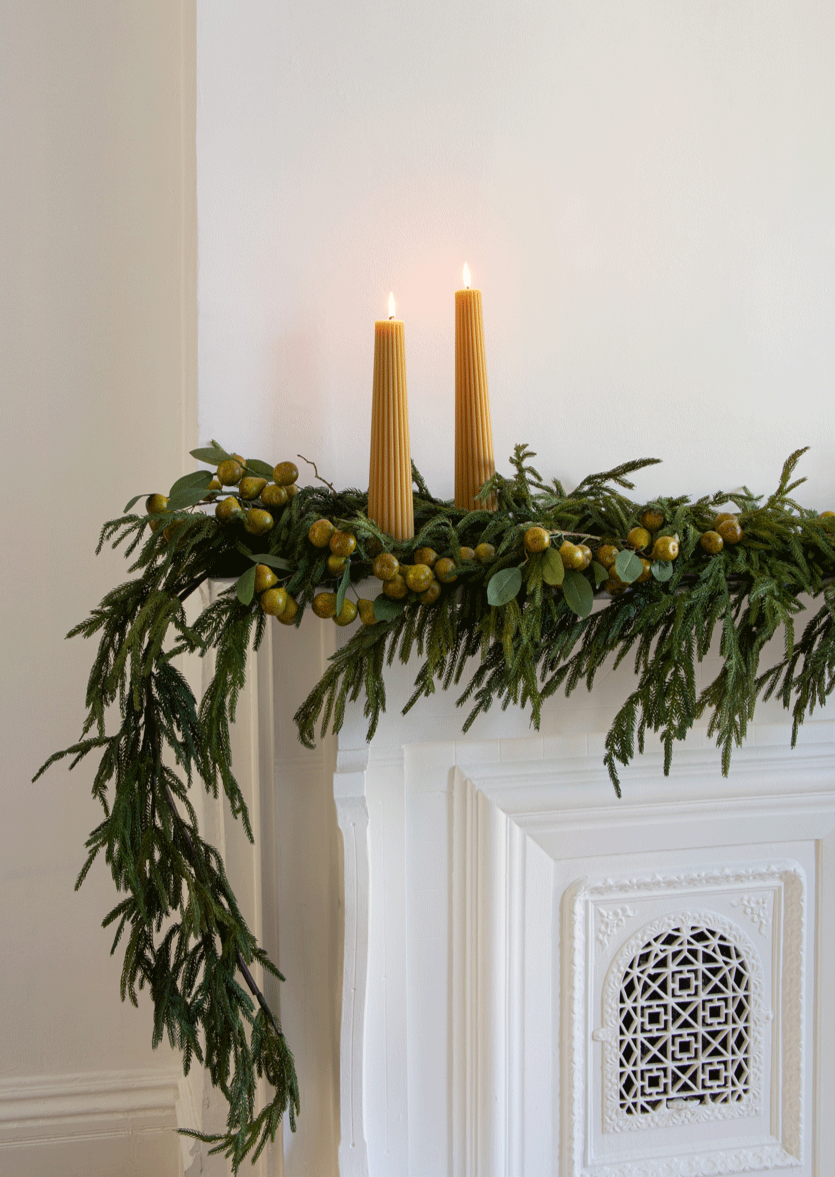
[567,863,805,1177]
[605,914,762,1132]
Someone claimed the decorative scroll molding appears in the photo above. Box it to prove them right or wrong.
[596,906,635,951]
[575,1147,802,1176]
[732,894,772,935]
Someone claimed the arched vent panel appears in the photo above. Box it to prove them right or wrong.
[617,925,751,1117]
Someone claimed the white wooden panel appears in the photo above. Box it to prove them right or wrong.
[338,727,835,1177]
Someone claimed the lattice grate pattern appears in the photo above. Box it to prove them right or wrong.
[618,925,751,1116]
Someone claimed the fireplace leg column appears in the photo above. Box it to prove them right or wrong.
[334,749,371,1177]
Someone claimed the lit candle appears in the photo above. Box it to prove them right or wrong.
[455,264,496,511]
[368,292,414,540]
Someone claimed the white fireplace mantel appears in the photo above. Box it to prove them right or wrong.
[324,644,835,1177]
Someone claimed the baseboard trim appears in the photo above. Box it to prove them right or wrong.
[0,1069,181,1143]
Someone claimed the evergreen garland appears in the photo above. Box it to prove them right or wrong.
[36,440,835,1167]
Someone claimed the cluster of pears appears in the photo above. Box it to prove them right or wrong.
[304,517,497,628]
[214,456,299,535]
[366,540,496,608]
[253,564,299,624]
[523,508,680,596]
[699,513,744,554]
[145,455,300,541]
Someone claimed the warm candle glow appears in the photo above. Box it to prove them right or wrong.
[388,291,396,319]
[462,263,471,289]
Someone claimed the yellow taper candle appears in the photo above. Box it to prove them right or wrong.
[368,293,414,540]
[455,264,496,511]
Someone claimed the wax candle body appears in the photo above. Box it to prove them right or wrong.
[368,318,414,540]
[455,286,496,511]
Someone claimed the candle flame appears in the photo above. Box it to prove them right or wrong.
[388,292,396,319]
[463,263,471,289]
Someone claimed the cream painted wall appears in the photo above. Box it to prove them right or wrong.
[0,1,195,1171]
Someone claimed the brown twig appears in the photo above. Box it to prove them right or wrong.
[297,454,337,494]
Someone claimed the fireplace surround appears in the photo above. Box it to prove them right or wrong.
[198,599,835,1176]
[318,627,835,1177]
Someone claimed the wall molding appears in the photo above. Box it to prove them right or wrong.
[0,1068,181,1144]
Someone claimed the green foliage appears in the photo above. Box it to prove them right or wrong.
[37,442,835,1166]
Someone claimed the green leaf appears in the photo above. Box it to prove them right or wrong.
[651,559,674,582]
[335,563,351,617]
[487,566,523,606]
[240,549,292,571]
[190,443,231,463]
[591,560,609,588]
[167,487,210,512]
[123,493,151,513]
[614,549,644,585]
[236,565,257,606]
[562,570,594,618]
[245,459,275,480]
[373,595,406,621]
[169,470,213,497]
[541,546,565,586]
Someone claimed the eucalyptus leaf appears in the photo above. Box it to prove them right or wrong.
[241,550,292,571]
[236,565,257,606]
[169,470,213,497]
[591,560,609,588]
[167,487,210,512]
[335,563,351,618]
[245,458,275,480]
[651,559,674,582]
[562,570,594,618]
[487,566,523,607]
[190,443,231,463]
[541,546,565,586]
[614,549,644,585]
[372,595,407,621]
[123,493,151,513]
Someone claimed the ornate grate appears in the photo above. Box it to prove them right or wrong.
[618,925,751,1116]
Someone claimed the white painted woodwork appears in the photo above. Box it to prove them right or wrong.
[324,651,835,1177]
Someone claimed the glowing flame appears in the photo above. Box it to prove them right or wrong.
[463,263,471,289]
[388,292,396,319]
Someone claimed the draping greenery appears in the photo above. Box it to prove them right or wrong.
[36,440,835,1168]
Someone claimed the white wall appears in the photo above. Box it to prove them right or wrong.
[0,2,195,1172]
[198,0,835,506]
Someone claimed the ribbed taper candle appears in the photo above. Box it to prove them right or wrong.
[367,296,414,540]
[455,266,496,510]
